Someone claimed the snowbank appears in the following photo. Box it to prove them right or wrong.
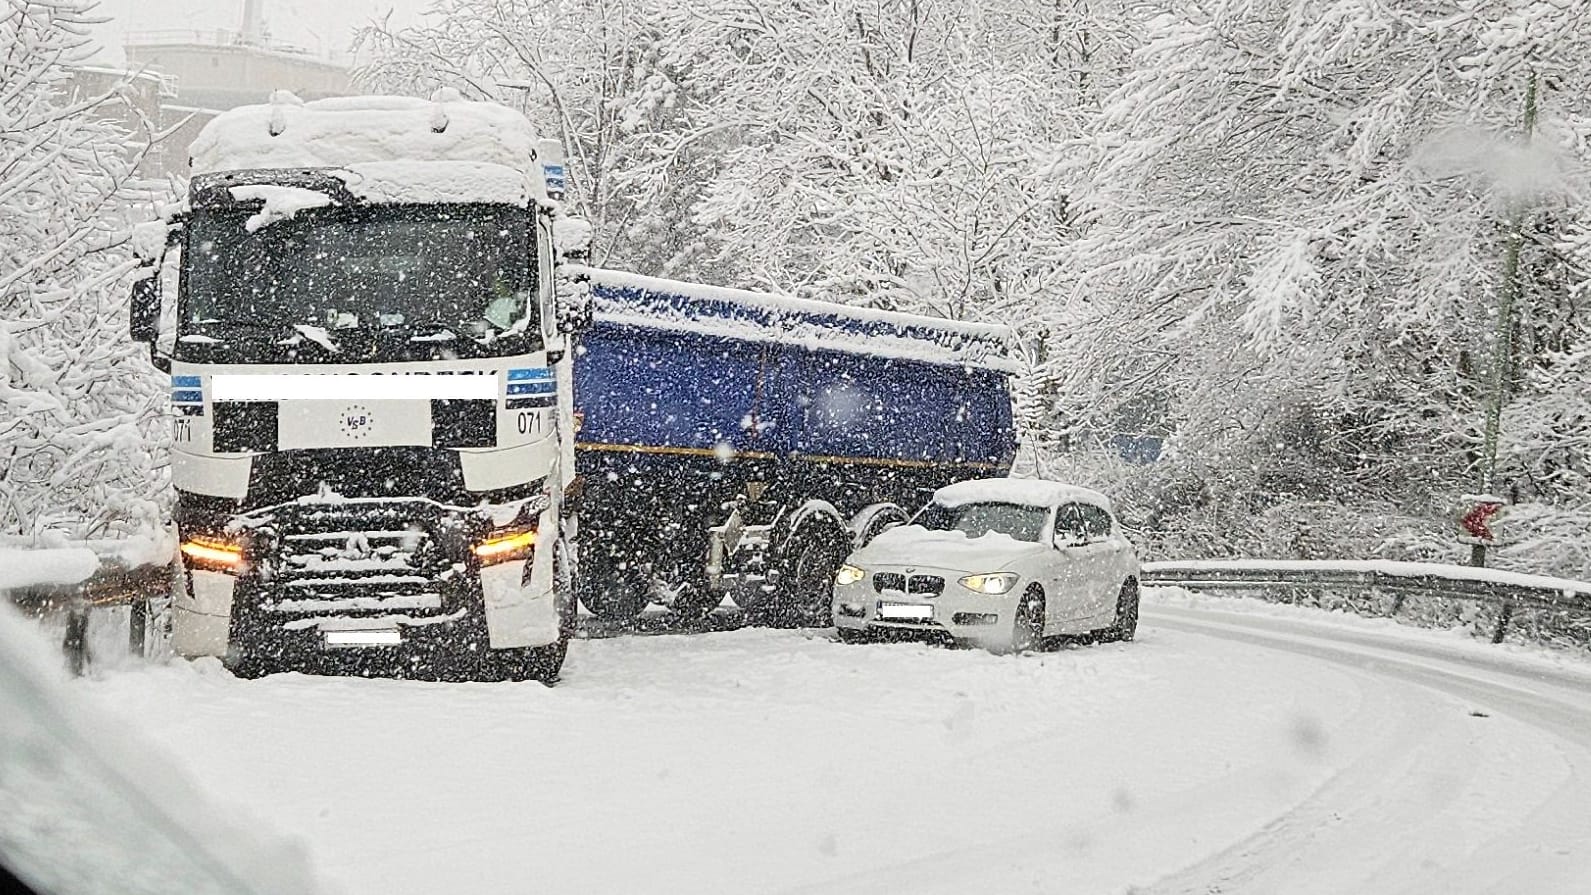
[0,603,326,894]
[0,548,99,591]
[580,266,1015,372]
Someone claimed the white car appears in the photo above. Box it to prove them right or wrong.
[831,479,1140,653]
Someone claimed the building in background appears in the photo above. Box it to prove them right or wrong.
[69,0,354,179]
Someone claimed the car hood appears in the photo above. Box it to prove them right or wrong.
[850,525,1042,572]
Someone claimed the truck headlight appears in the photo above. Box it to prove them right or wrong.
[180,534,244,572]
[959,572,1018,595]
[834,564,866,586]
[473,527,537,565]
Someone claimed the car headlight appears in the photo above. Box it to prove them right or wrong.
[834,564,867,586]
[959,572,1019,595]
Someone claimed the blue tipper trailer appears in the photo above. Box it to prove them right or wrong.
[569,268,1018,622]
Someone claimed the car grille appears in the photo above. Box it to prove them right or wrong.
[872,573,945,597]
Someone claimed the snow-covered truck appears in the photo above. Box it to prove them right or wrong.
[127,93,588,681]
[570,269,1018,623]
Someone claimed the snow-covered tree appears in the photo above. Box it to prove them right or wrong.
[1059,0,1591,560]
[353,0,692,269]
[0,1,166,544]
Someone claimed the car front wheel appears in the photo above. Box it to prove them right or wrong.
[998,585,1045,655]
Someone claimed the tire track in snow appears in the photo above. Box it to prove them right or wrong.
[1144,605,1591,895]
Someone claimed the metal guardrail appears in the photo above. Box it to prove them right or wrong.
[1140,559,1591,643]
[3,556,173,674]
[12,553,1591,667]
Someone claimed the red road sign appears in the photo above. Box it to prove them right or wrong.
[1460,501,1503,544]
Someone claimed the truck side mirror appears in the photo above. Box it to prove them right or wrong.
[551,213,593,339]
[129,274,160,343]
[129,273,171,373]
[555,268,593,337]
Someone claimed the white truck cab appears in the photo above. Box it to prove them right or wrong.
[129,91,589,681]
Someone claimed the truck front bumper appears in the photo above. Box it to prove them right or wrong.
[171,497,565,677]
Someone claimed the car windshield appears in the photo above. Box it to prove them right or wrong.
[179,203,537,360]
[912,500,1050,542]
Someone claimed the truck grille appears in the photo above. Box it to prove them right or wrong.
[252,503,460,618]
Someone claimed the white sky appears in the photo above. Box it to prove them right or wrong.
[90,0,432,64]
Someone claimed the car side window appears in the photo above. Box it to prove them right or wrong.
[1080,505,1113,541]
[1054,504,1087,545]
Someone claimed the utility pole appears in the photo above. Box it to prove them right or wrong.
[1471,70,1540,567]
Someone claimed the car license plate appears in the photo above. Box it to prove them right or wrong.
[323,629,402,648]
[877,601,933,622]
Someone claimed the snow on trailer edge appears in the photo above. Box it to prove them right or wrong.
[575,266,1018,372]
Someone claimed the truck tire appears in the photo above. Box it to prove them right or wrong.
[763,521,851,627]
[478,640,568,683]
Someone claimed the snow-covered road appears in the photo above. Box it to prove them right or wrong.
[80,592,1591,895]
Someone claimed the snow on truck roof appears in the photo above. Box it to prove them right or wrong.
[579,267,1016,373]
[934,478,1112,511]
[188,94,547,206]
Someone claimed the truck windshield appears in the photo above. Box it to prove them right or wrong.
[179,203,538,361]
[912,501,1049,542]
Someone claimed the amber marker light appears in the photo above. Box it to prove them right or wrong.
[473,528,538,565]
[180,535,243,571]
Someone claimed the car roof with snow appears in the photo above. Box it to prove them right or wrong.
[932,478,1112,511]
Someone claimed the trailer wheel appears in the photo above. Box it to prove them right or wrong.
[765,522,851,627]
[850,502,909,549]
[670,581,724,621]
[581,561,650,622]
